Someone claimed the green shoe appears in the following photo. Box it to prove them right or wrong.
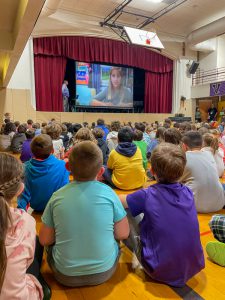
[206,241,225,267]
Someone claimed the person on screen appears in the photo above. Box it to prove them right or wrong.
[62,80,69,112]
[91,67,132,107]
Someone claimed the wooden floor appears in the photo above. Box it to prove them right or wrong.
[31,178,225,300]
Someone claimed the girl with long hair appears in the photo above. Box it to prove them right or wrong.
[0,153,43,299]
[91,67,132,107]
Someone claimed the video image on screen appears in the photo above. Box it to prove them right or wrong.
[76,62,134,108]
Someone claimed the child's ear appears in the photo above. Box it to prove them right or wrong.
[16,182,24,197]
[97,166,105,177]
[150,167,156,177]
[182,143,187,152]
[65,161,71,171]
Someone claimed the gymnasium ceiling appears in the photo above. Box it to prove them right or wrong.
[33,0,225,46]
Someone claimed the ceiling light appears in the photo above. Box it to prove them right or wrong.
[146,0,163,3]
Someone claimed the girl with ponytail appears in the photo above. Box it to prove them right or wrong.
[0,153,43,299]
[202,133,224,178]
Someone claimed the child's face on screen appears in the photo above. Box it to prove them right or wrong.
[111,70,122,88]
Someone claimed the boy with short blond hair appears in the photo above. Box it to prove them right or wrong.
[39,141,129,287]
[119,143,205,287]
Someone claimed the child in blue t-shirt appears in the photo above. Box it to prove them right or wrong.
[119,143,205,287]
[17,134,69,211]
[39,141,129,287]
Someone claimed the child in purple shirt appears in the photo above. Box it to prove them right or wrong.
[20,129,35,162]
[119,143,205,287]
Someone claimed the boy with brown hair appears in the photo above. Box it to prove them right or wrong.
[17,134,69,211]
[92,127,109,165]
[39,141,129,286]
[119,143,205,287]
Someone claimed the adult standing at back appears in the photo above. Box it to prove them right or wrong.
[208,103,218,122]
[62,80,69,112]
[96,119,109,141]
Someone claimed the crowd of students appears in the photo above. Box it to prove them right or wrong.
[1,114,225,299]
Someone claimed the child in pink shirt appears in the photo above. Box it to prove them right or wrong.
[0,153,43,300]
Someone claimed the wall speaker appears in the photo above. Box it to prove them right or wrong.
[189,61,199,74]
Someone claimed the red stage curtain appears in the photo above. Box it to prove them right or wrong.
[34,55,67,112]
[33,36,173,112]
[144,71,173,113]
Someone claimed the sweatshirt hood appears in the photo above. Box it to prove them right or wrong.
[116,142,137,157]
[25,155,55,177]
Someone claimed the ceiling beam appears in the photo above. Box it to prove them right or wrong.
[1,0,46,88]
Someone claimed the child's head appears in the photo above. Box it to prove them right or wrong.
[31,134,53,159]
[151,143,186,183]
[27,119,33,126]
[14,121,20,128]
[74,128,97,144]
[97,119,105,126]
[32,123,41,130]
[69,141,103,181]
[17,124,27,134]
[198,126,209,135]
[45,123,62,140]
[3,122,16,135]
[155,127,166,141]
[135,122,145,133]
[92,128,104,139]
[25,129,35,140]
[41,122,47,128]
[0,153,24,290]
[61,124,67,134]
[182,131,203,150]
[164,128,182,145]
[111,121,121,132]
[133,129,143,141]
[118,126,134,143]
[203,133,219,154]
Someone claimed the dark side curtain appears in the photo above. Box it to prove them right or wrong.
[145,71,173,113]
[33,36,173,113]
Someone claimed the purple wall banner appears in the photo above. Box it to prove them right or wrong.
[210,81,225,97]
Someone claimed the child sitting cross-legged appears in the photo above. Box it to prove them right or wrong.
[39,141,129,287]
[103,126,146,190]
[119,143,205,287]
[17,134,69,212]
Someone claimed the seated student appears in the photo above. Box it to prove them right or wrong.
[147,127,166,158]
[39,141,129,287]
[92,127,109,165]
[20,129,35,162]
[95,119,109,141]
[202,133,224,178]
[103,126,146,190]
[133,129,148,170]
[17,134,69,212]
[180,131,225,213]
[64,127,97,159]
[11,124,27,153]
[0,122,16,152]
[27,119,34,129]
[60,124,70,150]
[164,128,182,145]
[0,153,44,299]
[135,122,151,148]
[32,123,41,136]
[45,123,64,160]
[119,143,205,287]
[106,121,121,152]
[206,214,225,267]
